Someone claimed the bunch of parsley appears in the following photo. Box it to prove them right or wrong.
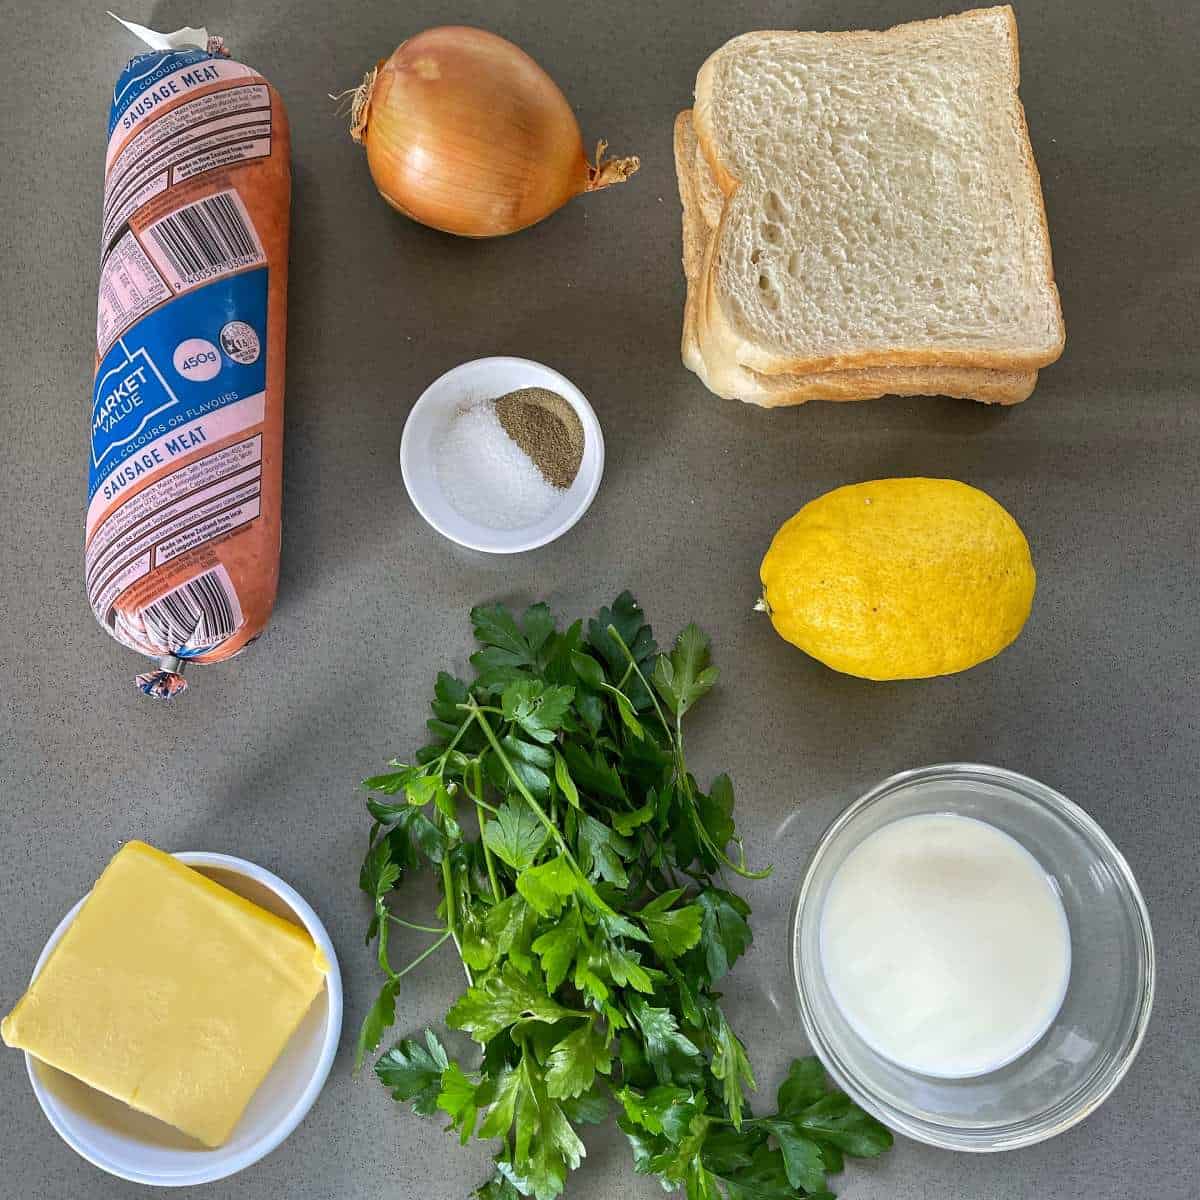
[357,594,891,1200]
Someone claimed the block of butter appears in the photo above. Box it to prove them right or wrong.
[2,841,328,1147]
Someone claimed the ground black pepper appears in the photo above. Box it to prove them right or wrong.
[494,388,585,490]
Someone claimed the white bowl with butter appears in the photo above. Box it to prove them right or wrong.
[16,850,342,1186]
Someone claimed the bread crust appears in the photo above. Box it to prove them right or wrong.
[691,6,1065,377]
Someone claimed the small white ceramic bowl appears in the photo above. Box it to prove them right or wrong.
[401,356,605,553]
[22,851,342,1187]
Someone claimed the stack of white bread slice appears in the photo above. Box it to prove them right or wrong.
[676,6,1065,407]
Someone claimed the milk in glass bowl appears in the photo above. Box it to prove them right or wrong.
[791,764,1154,1151]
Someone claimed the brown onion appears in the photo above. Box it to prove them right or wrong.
[344,26,638,238]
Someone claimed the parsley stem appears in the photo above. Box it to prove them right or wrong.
[431,715,473,769]
[605,625,676,745]
[603,630,688,784]
[376,898,395,977]
[440,853,457,930]
[465,702,582,877]
[472,757,503,902]
[439,849,472,987]
[393,930,452,979]
[384,913,449,935]
[607,626,770,882]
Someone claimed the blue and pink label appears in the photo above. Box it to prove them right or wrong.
[89,268,268,502]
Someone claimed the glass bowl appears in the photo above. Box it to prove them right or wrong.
[791,763,1154,1151]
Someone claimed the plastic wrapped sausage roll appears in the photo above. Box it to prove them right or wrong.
[87,18,289,698]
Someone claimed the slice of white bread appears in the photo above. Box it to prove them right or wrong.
[675,111,1037,405]
[680,111,1037,403]
[692,6,1065,376]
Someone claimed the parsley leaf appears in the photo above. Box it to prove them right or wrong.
[697,774,737,858]
[493,736,553,799]
[572,948,611,1007]
[696,1125,759,1176]
[794,1093,894,1157]
[717,1145,802,1200]
[553,751,580,807]
[485,893,538,973]
[652,623,719,718]
[559,741,627,801]
[475,1170,522,1200]
[483,801,549,871]
[776,1057,827,1115]
[618,1116,662,1174]
[709,1006,757,1129]
[766,1122,828,1193]
[616,1083,694,1134]
[377,806,447,869]
[603,683,647,739]
[359,837,399,898]
[545,1021,612,1099]
[362,764,420,795]
[374,1030,448,1112]
[430,672,471,722]
[521,603,556,654]
[588,592,657,709]
[502,680,575,744]
[516,854,580,916]
[510,1053,586,1200]
[607,944,654,993]
[447,964,581,1045]
[694,888,753,983]
[569,649,606,690]
[561,1089,608,1125]
[648,1111,712,1186]
[577,814,633,886]
[638,891,703,959]
[459,904,497,972]
[628,996,702,1083]
[470,604,541,689]
[531,906,583,992]
[437,1062,479,1143]
[599,911,650,943]
[612,797,655,836]
[354,978,398,1071]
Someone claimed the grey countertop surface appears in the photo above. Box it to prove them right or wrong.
[2,1,1197,1197]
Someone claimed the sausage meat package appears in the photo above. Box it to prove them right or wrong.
[87,21,289,698]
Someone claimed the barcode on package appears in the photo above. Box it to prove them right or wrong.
[143,190,264,291]
[134,565,244,653]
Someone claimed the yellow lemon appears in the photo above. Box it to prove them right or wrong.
[759,478,1035,680]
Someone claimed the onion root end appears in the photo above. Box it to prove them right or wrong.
[334,64,380,144]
